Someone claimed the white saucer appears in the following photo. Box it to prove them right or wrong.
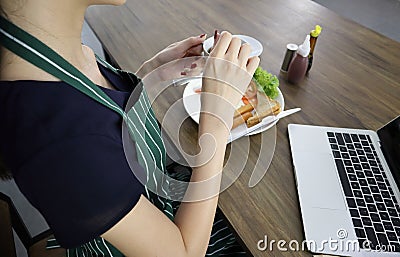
[203,34,263,57]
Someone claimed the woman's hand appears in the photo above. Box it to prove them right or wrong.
[154,34,206,61]
[200,31,260,133]
[137,34,206,78]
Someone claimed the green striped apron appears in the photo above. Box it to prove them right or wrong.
[0,16,247,256]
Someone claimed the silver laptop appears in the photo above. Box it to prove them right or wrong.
[288,116,400,257]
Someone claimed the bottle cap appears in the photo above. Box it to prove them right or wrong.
[310,25,322,38]
[297,35,310,57]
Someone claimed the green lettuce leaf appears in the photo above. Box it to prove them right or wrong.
[253,67,279,99]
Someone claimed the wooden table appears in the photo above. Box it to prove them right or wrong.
[86,0,400,256]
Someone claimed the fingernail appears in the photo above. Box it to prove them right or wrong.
[191,63,197,69]
[199,33,206,38]
[181,71,187,76]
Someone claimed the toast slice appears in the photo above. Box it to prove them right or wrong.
[246,91,281,127]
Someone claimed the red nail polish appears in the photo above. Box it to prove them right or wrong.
[181,71,187,76]
[191,63,197,69]
[199,33,206,38]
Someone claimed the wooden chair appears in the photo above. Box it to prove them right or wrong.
[0,192,66,257]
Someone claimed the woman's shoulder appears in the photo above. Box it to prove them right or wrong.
[0,79,83,110]
[0,79,127,157]
[0,79,109,111]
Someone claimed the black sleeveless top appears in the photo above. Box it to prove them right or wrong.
[0,63,146,248]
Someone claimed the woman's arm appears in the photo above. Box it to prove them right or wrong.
[102,122,228,257]
[103,32,259,257]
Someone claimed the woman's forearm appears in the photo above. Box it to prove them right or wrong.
[136,57,160,78]
[174,114,230,256]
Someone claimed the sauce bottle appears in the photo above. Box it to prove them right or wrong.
[307,25,322,73]
[287,35,310,84]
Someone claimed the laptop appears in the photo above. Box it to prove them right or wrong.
[288,116,400,257]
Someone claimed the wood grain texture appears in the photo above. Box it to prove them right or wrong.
[86,0,400,256]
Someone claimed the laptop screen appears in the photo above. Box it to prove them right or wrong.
[378,115,400,191]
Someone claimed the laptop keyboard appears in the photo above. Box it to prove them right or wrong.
[328,131,400,252]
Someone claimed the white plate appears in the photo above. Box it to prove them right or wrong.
[203,35,263,57]
[182,78,285,143]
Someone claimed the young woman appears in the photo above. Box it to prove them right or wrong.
[0,0,259,256]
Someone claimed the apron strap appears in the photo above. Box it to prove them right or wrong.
[0,15,125,117]
[95,53,120,75]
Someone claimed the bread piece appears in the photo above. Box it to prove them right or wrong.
[234,104,254,118]
[246,100,281,127]
[232,112,253,129]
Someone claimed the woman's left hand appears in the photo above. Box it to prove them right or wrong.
[137,34,206,78]
[155,34,206,62]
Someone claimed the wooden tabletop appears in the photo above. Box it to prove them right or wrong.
[86,0,400,256]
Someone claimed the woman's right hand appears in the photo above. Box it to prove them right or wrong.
[200,32,260,132]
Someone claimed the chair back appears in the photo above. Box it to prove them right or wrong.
[0,192,66,257]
